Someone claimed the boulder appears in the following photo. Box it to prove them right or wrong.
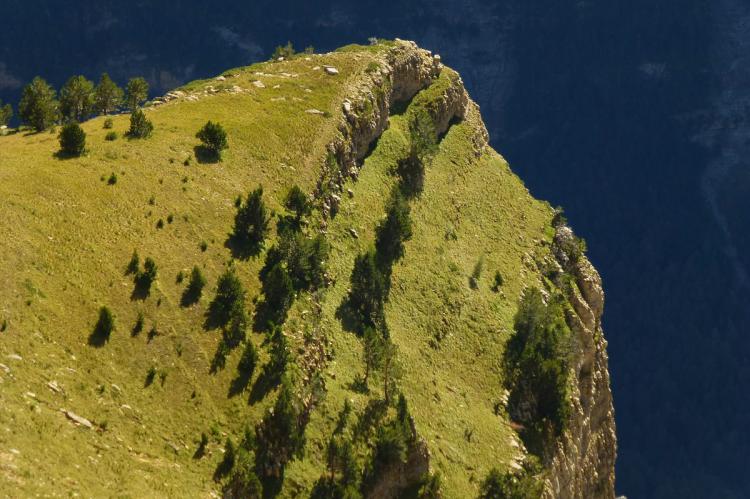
[62,409,93,429]
[324,66,339,75]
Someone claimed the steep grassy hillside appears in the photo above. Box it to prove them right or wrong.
[0,41,612,498]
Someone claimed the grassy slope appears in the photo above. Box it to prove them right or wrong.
[0,43,553,497]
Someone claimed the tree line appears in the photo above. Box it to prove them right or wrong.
[0,73,149,131]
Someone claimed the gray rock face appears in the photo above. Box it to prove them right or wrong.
[316,40,478,220]
[544,226,617,499]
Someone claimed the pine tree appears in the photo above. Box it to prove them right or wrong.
[125,77,149,111]
[196,120,228,158]
[362,326,384,387]
[18,77,59,131]
[232,186,270,254]
[261,264,294,327]
[58,122,86,156]
[207,267,246,327]
[93,306,115,343]
[127,108,153,138]
[181,265,207,306]
[267,325,290,380]
[254,376,306,477]
[284,185,311,221]
[238,340,258,379]
[375,189,412,265]
[59,75,94,122]
[94,73,123,115]
[0,100,13,127]
[348,249,387,330]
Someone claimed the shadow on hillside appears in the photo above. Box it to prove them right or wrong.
[248,366,277,405]
[87,324,110,347]
[251,300,276,333]
[210,342,228,374]
[258,473,283,499]
[194,145,220,164]
[335,296,364,336]
[213,450,234,482]
[130,279,152,301]
[347,374,370,394]
[52,150,84,160]
[224,234,263,260]
[180,286,201,308]
[203,299,231,331]
[228,369,253,398]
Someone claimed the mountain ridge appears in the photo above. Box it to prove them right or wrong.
[0,39,615,498]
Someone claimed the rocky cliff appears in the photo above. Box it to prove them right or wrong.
[322,40,617,498]
[547,226,617,498]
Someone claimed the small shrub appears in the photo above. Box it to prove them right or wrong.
[107,172,117,185]
[156,218,164,229]
[132,311,144,336]
[176,270,185,283]
[126,249,140,274]
[144,366,157,387]
[199,240,208,252]
[134,256,157,297]
[128,108,153,138]
[469,256,484,290]
[223,450,262,497]
[271,41,295,60]
[148,323,159,342]
[58,122,86,157]
[167,214,174,224]
[103,117,113,129]
[417,472,442,499]
[196,121,228,159]
[148,195,155,205]
[479,465,543,499]
[492,271,504,292]
[105,131,117,141]
[195,432,209,458]
[284,185,311,222]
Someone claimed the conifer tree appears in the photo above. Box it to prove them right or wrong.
[125,77,149,111]
[18,77,59,131]
[59,75,94,122]
[94,73,123,115]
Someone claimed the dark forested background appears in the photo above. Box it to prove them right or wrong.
[2,1,748,497]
